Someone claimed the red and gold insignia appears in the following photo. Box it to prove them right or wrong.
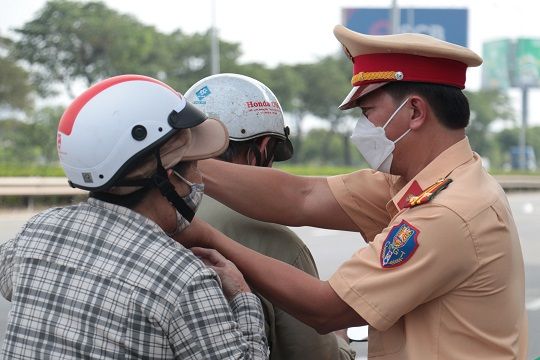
[397,180,423,209]
[403,178,452,209]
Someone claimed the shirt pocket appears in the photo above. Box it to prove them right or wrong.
[367,317,405,357]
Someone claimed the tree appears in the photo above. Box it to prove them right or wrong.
[0,106,63,165]
[265,64,308,163]
[496,126,540,170]
[14,0,172,97]
[29,106,65,164]
[0,119,40,164]
[465,89,515,160]
[296,128,367,166]
[297,55,356,164]
[0,35,33,113]
[163,29,248,93]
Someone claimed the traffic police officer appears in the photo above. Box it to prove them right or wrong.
[176,25,528,359]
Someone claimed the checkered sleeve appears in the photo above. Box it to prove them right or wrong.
[168,267,268,359]
[229,293,268,357]
[0,238,16,301]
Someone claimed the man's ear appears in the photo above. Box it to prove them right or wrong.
[408,96,427,130]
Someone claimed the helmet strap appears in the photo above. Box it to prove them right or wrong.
[248,136,276,167]
[151,150,195,222]
[248,142,263,167]
[261,138,278,167]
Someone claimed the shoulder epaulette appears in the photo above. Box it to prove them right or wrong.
[404,178,452,208]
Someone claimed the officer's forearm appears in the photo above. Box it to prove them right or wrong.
[200,225,367,333]
[199,159,315,226]
[199,159,358,230]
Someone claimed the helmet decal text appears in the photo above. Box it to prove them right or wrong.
[195,86,212,101]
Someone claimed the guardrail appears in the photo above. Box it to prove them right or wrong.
[0,175,539,205]
[0,177,85,196]
[490,175,540,191]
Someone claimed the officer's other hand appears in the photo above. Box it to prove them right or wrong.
[191,247,251,301]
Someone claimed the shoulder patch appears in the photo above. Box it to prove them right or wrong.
[381,220,420,268]
[404,178,452,208]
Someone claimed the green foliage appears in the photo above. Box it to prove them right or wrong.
[14,0,173,96]
[0,35,33,112]
[495,126,540,169]
[465,89,515,160]
[0,106,64,166]
[299,56,351,121]
[265,64,307,113]
[0,119,41,164]
[267,56,357,165]
[0,0,525,172]
[0,164,64,176]
[13,0,253,98]
[290,128,367,167]
[163,29,245,93]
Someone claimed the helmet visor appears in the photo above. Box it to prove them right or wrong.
[273,138,294,162]
[168,101,208,129]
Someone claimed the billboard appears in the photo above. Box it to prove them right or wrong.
[481,38,540,89]
[515,38,540,87]
[342,8,468,47]
[481,39,512,90]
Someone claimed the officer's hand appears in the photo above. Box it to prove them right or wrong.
[191,247,251,301]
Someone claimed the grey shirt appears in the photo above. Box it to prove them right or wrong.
[198,195,355,360]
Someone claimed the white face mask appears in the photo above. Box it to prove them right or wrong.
[350,98,411,173]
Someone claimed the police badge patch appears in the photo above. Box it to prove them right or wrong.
[380,220,420,268]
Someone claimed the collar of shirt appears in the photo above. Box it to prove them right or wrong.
[87,197,166,235]
[386,137,474,216]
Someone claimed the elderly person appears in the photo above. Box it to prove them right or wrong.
[0,75,268,359]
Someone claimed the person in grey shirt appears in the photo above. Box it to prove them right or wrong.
[185,73,355,360]
[0,74,268,359]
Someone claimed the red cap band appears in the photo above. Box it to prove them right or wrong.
[352,53,468,89]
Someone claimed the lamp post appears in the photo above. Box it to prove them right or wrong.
[391,0,400,34]
[210,0,220,74]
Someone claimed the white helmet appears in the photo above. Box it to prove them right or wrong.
[184,73,293,161]
[57,74,228,192]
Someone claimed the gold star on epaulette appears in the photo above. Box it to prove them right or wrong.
[405,178,453,208]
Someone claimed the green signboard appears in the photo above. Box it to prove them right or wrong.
[481,39,512,89]
[482,37,540,89]
[515,38,540,87]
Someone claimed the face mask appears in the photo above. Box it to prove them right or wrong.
[350,98,411,173]
[169,171,205,236]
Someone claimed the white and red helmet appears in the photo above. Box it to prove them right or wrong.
[184,73,293,161]
[57,74,227,191]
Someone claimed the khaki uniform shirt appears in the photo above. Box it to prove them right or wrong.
[328,138,527,359]
[198,196,355,360]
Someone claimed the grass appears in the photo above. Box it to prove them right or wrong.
[0,164,65,177]
[1,163,540,177]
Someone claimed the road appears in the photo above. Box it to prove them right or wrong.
[0,191,539,358]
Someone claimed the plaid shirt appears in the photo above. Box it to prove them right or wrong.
[0,198,268,359]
